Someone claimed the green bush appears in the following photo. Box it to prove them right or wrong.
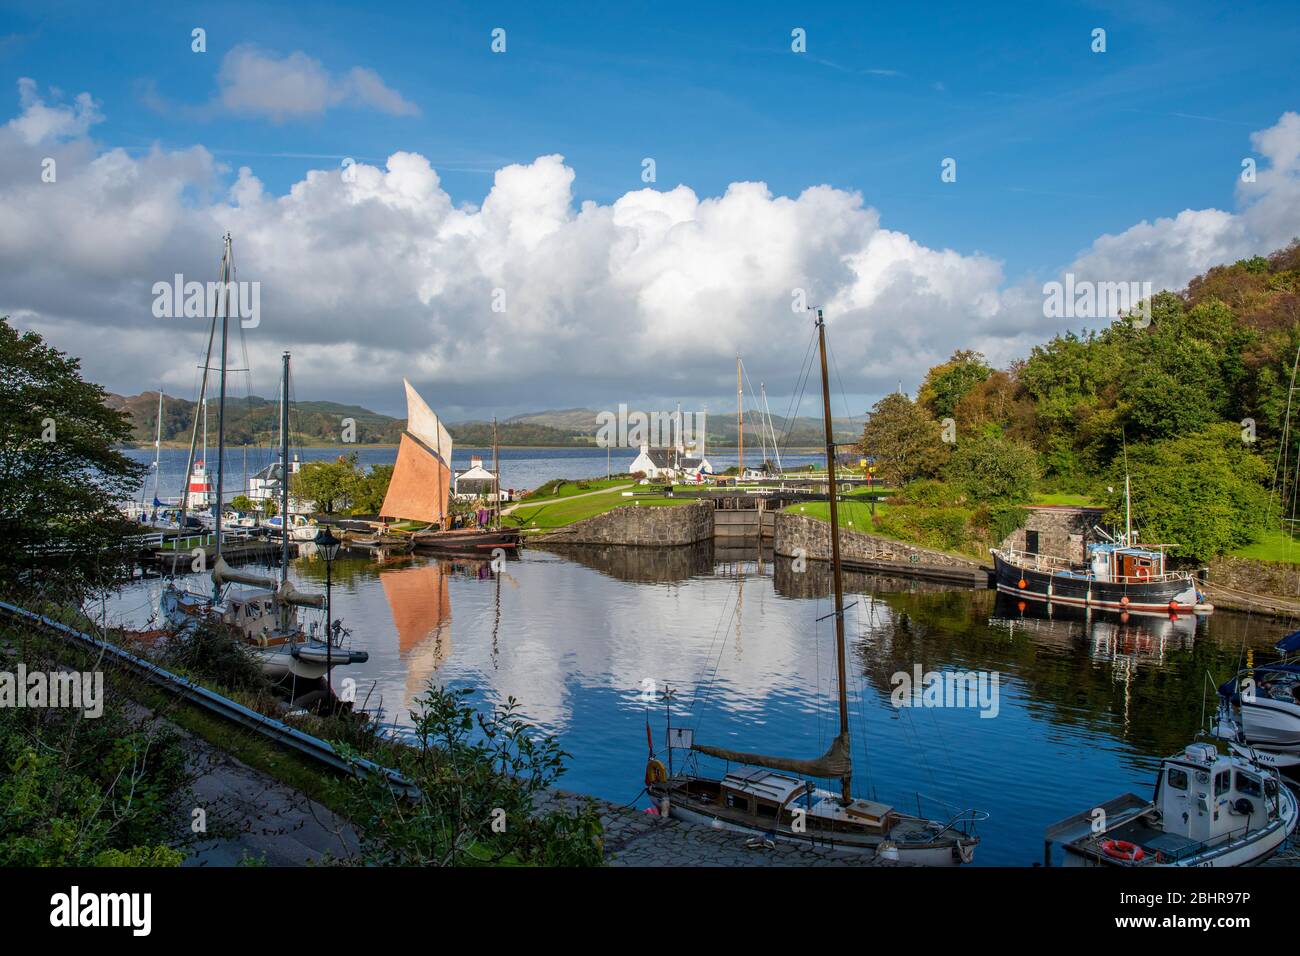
[336,685,603,866]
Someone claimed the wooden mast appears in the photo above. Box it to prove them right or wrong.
[816,308,852,804]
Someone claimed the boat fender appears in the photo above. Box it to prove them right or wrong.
[956,840,975,864]
[644,758,668,787]
[1017,578,1027,589]
[1119,596,1130,607]
[1100,839,1144,862]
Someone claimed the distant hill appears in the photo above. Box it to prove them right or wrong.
[504,407,862,446]
[109,395,862,448]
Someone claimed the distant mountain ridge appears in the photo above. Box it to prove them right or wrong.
[108,394,861,447]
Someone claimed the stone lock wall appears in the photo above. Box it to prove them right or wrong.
[999,506,1104,563]
[773,512,983,569]
[534,500,714,547]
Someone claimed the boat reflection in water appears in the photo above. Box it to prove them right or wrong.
[991,592,1197,666]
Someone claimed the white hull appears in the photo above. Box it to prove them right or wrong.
[1240,697,1300,749]
[1063,783,1297,867]
[666,802,964,866]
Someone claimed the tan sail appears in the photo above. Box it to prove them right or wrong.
[691,732,852,780]
[379,378,454,524]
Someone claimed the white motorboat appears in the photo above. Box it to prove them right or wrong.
[1045,741,1297,866]
[1217,634,1300,753]
[264,513,320,541]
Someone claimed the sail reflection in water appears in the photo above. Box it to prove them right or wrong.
[379,561,453,713]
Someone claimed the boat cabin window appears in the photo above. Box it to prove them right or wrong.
[1235,772,1262,798]
[756,801,778,818]
[1214,771,1231,797]
[1167,768,1188,791]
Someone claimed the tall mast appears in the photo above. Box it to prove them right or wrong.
[1124,474,1132,546]
[492,417,500,529]
[280,351,290,583]
[176,306,219,530]
[150,388,163,520]
[816,308,852,804]
[211,233,232,600]
[737,356,744,475]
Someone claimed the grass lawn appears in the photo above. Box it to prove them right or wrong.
[507,490,694,529]
[1031,492,1101,507]
[518,477,634,504]
[1230,527,1300,563]
[784,500,889,532]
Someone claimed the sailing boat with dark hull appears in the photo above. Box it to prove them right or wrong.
[644,311,984,865]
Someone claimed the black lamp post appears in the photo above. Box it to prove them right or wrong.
[315,527,341,700]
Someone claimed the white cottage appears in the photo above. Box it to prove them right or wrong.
[628,444,712,482]
[454,456,499,500]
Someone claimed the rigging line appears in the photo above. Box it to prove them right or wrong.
[685,571,743,724]
[776,328,820,448]
[1270,332,1300,510]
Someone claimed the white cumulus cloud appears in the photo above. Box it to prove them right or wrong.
[1,79,1297,418]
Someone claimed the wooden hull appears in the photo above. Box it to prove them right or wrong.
[992,551,1202,614]
[411,529,521,554]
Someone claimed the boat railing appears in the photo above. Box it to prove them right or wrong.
[996,548,1190,584]
[914,792,990,836]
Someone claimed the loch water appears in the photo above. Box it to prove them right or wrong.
[97,540,1294,866]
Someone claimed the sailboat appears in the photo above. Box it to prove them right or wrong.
[644,310,984,865]
[160,237,367,683]
[381,378,520,554]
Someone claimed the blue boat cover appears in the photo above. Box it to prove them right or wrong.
[1275,629,1300,654]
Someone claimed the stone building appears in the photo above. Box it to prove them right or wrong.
[999,505,1105,563]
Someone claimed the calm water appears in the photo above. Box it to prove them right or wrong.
[122,445,824,503]
[95,543,1293,866]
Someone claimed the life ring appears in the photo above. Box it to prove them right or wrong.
[1134,566,1150,581]
[1100,839,1144,863]
[645,759,668,786]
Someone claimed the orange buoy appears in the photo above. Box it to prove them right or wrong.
[1101,839,1144,863]
[1017,578,1027,589]
[1119,596,1130,606]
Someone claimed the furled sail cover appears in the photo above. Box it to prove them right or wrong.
[691,732,852,779]
[211,556,276,591]
[380,378,454,524]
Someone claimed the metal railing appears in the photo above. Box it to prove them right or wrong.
[0,600,419,800]
[994,548,1189,584]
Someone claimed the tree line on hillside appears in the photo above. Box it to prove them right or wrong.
[859,241,1300,562]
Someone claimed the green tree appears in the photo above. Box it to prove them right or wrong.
[349,464,394,515]
[0,317,145,602]
[291,454,359,514]
[859,393,947,487]
[917,350,993,419]
[1104,423,1272,562]
[943,432,1040,503]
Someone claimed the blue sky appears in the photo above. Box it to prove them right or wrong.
[2,1,1298,416]
[9,0,1296,276]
